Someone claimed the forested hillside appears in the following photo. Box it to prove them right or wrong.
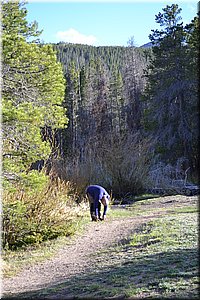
[2,1,199,249]
[49,4,199,195]
[52,43,149,163]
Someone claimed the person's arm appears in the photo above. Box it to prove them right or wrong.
[103,205,108,218]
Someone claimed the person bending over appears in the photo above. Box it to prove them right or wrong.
[86,185,110,221]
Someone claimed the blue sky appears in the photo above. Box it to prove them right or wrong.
[26,1,198,47]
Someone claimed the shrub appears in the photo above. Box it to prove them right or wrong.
[61,134,154,196]
[101,134,154,195]
[2,179,87,250]
[44,135,154,198]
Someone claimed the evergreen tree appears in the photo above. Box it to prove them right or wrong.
[184,15,200,173]
[64,61,79,154]
[77,66,92,159]
[143,4,198,172]
[109,67,125,136]
[2,0,67,188]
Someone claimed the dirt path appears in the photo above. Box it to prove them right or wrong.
[2,195,198,298]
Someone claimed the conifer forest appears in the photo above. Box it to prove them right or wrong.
[2,1,199,248]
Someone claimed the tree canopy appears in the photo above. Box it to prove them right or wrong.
[2,0,67,189]
[143,4,199,172]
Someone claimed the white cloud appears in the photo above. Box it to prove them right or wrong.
[56,28,97,45]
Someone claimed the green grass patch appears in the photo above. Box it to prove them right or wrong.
[2,236,68,277]
[129,213,198,250]
[41,210,198,299]
[110,195,199,219]
[171,206,199,214]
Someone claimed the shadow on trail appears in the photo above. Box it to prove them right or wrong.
[3,248,199,300]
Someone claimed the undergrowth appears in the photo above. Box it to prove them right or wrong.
[2,179,89,250]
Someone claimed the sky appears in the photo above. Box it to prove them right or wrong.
[26,0,198,47]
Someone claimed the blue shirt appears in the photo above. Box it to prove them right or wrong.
[86,185,110,217]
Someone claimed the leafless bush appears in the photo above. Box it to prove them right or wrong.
[99,134,154,195]
[149,157,190,188]
[47,134,154,197]
[56,134,154,196]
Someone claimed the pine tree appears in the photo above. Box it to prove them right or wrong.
[64,61,79,154]
[184,15,199,174]
[2,0,67,187]
[143,4,198,171]
[109,67,125,136]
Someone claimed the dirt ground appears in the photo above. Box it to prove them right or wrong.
[2,195,198,299]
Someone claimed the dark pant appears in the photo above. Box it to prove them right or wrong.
[90,202,101,220]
